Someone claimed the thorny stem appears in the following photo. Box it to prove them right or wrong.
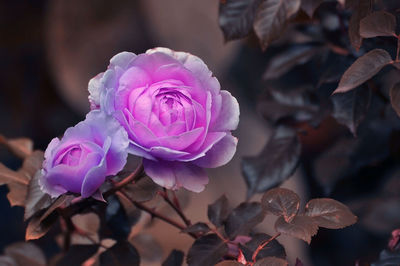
[117,190,198,239]
[160,188,191,226]
[251,233,281,262]
[396,35,400,62]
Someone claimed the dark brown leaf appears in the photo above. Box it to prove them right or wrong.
[215,261,243,266]
[261,188,300,222]
[5,242,46,266]
[5,138,33,159]
[100,241,140,266]
[254,257,289,266]
[390,82,400,117]
[0,163,29,186]
[162,250,184,266]
[263,44,323,80]
[208,195,229,227]
[240,233,286,261]
[0,256,17,266]
[275,215,318,244]
[360,11,397,38]
[348,0,372,50]
[182,222,210,234]
[130,233,162,262]
[301,0,323,17]
[332,86,371,136]
[187,234,228,266]
[219,0,262,41]
[71,213,100,236]
[242,126,301,197]
[25,211,59,241]
[24,171,52,220]
[55,245,99,266]
[225,202,265,239]
[25,195,69,240]
[19,151,44,178]
[305,198,357,229]
[123,176,160,203]
[253,0,300,49]
[333,49,392,94]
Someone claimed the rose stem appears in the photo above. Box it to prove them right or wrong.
[104,162,144,197]
[116,190,198,239]
[160,188,191,226]
[251,233,281,262]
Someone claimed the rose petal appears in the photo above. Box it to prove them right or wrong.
[193,133,237,168]
[181,132,226,161]
[143,159,208,192]
[88,72,104,110]
[119,67,151,91]
[45,151,103,194]
[109,51,137,69]
[210,90,239,132]
[81,138,111,198]
[131,52,181,76]
[158,127,204,150]
[148,146,190,160]
[147,47,221,94]
[38,169,67,198]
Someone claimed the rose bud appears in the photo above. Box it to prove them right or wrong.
[39,110,129,199]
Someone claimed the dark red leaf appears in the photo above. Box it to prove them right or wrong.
[333,49,392,94]
[208,195,229,227]
[253,0,300,49]
[100,241,140,266]
[390,82,400,118]
[348,0,372,50]
[187,234,228,266]
[219,0,262,41]
[360,11,397,38]
[275,215,318,244]
[261,188,300,222]
[162,250,184,266]
[242,126,301,197]
[305,198,357,229]
[225,202,265,239]
[254,256,288,266]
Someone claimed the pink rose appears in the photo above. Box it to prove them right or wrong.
[89,48,239,192]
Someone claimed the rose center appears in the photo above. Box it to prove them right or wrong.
[58,144,91,167]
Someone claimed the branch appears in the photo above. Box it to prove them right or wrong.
[251,233,281,262]
[104,162,144,197]
[160,189,191,226]
[117,190,197,239]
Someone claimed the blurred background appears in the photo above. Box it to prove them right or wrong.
[0,1,396,265]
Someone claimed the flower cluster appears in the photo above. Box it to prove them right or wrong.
[40,48,240,198]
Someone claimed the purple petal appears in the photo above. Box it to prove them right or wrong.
[81,138,111,198]
[210,90,240,132]
[143,159,208,192]
[158,127,204,150]
[118,67,151,91]
[181,132,226,161]
[88,72,104,110]
[147,48,221,94]
[193,133,238,168]
[148,146,190,160]
[38,170,67,198]
[109,51,137,69]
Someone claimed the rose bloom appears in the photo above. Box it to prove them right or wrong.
[39,111,129,198]
[89,48,239,192]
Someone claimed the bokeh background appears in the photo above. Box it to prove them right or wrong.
[0,1,393,265]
